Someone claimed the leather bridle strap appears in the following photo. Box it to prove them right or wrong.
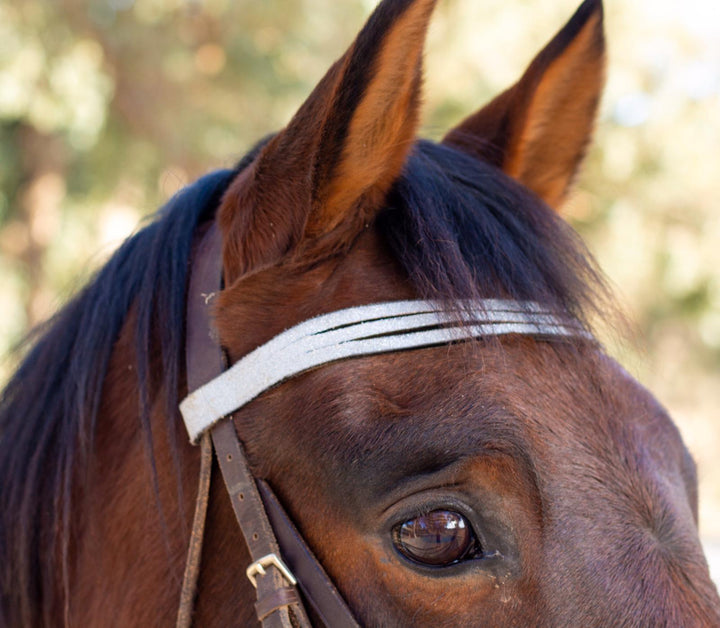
[211,420,309,628]
[184,223,308,628]
[182,222,359,628]
[176,433,212,628]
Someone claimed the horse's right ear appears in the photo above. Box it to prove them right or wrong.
[219,0,437,284]
[442,0,605,211]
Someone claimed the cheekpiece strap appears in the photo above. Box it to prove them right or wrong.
[181,298,588,443]
[184,223,314,628]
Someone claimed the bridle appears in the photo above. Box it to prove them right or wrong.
[179,223,360,628]
[177,221,588,627]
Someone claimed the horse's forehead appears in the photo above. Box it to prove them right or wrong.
[270,339,686,505]
[324,341,675,445]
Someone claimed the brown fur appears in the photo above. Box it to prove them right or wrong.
[62,0,720,626]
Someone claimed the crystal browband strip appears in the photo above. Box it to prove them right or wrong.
[180,299,589,443]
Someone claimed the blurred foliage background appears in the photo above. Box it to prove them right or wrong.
[1,0,718,537]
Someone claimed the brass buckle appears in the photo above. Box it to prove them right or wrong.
[246,553,297,588]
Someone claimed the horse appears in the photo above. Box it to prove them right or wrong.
[2,0,719,625]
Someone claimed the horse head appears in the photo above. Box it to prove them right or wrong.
[1,0,718,626]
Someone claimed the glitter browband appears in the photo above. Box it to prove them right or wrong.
[180,299,589,443]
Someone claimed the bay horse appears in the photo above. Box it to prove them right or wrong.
[2,0,719,625]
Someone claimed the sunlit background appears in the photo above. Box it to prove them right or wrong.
[1,0,719,580]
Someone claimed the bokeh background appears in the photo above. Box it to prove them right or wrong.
[1,0,718,568]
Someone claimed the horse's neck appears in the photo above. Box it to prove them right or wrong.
[68,319,256,626]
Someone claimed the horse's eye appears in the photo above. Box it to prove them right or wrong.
[393,510,478,566]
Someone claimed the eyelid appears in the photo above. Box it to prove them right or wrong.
[380,479,466,516]
[376,448,522,517]
[376,457,473,514]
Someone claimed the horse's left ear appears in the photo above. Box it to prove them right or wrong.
[220,0,437,282]
[442,0,605,210]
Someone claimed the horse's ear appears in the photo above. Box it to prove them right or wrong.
[219,0,437,281]
[442,0,605,210]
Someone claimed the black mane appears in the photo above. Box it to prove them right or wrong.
[0,139,605,625]
[0,168,236,626]
[381,140,604,325]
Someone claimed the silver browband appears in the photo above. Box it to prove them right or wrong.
[180,299,589,443]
